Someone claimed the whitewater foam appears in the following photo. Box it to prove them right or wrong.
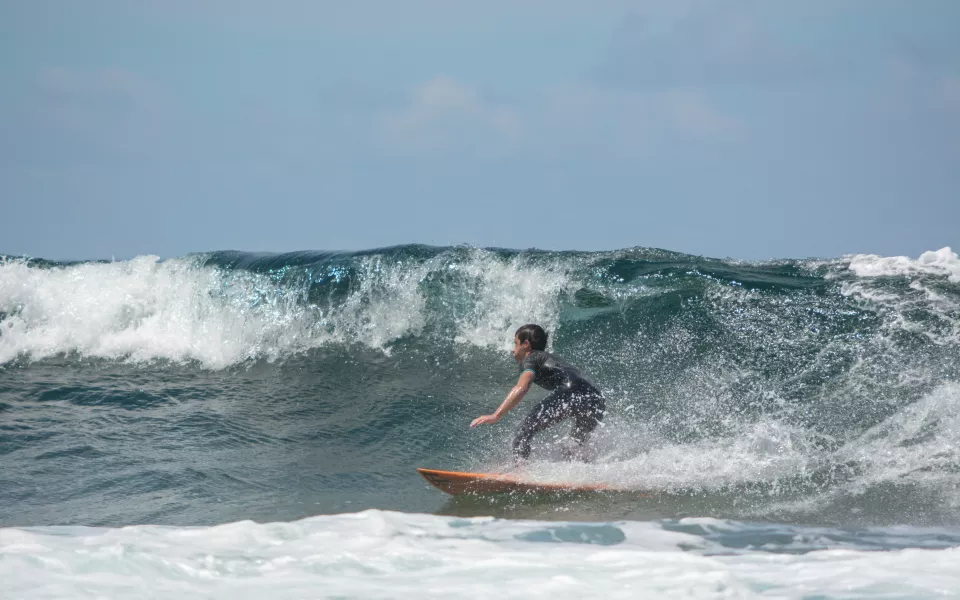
[506,417,820,495]
[2,510,958,599]
[841,249,960,347]
[490,383,960,525]
[0,256,324,368]
[449,249,575,351]
[847,247,960,283]
[0,249,579,368]
[840,382,960,492]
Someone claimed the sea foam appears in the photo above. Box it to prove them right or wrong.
[2,510,958,599]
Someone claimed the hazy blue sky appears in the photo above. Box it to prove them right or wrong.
[1,1,958,260]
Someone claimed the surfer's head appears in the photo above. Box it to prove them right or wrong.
[514,324,547,362]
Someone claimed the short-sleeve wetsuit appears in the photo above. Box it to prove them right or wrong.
[513,350,605,460]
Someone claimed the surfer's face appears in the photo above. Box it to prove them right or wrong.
[512,336,532,363]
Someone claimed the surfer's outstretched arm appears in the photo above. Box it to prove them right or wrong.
[470,371,535,428]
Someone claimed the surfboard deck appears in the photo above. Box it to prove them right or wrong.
[417,467,620,496]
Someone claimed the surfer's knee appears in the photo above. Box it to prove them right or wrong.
[512,438,532,460]
[571,404,603,442]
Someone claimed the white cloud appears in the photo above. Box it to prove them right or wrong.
[37,68,167,124]
[542,83,742,144]
[29,67,174,157]
[139,1,638,33]
[597,3,825,87]
[885,58,960,117]
[660,89,742,137]
[940,75,960,112]
[36,68,168,132]
[380,76,524,152]
[381,76,742,158]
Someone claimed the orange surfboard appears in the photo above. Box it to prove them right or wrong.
[417,468,620,495]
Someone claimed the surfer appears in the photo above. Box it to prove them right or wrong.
[470,324,605,462]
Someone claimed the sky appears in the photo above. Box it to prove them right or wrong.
[1,0,958,261]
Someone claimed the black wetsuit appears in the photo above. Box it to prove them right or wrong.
[513,350,605,460]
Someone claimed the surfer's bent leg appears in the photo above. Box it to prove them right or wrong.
[571,392,605,446]
[512,390,574,460]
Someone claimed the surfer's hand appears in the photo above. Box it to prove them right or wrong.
[470,414,500,428]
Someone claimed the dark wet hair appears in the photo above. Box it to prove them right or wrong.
[515,324,548,351]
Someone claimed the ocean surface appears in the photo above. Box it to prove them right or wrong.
[2,244,959,598]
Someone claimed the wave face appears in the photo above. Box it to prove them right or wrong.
[1,245,959,529]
